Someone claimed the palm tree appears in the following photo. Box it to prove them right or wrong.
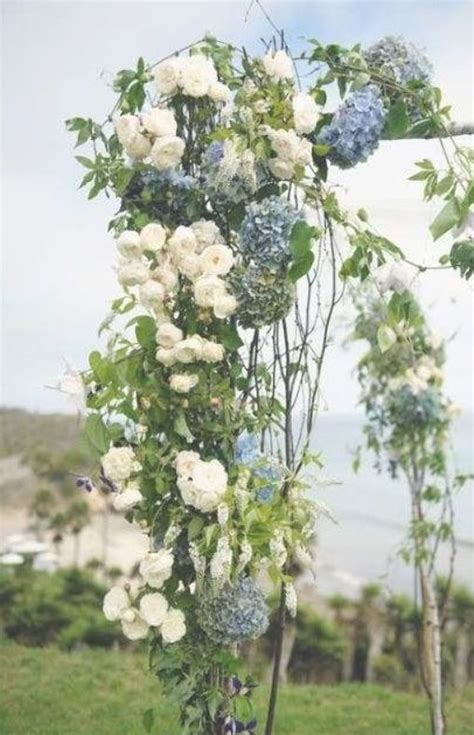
[29,487,56,539]
[65,499,91,567]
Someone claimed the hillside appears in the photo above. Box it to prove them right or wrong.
[0,408,81,458]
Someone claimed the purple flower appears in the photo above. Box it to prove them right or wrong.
[72,473,96,493]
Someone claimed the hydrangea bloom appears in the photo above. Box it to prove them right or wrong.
[364,36,432,87]
[318,85,385,169]
[201,140,257,206]
[122,168,203,227]
[388,385,442,429]
[229,264,295,328]
[198,575,269,644]
[239,196,301,271]
[235,432,282,503]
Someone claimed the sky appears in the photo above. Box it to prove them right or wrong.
[1,0,473,417]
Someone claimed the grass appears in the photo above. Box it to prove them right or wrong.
[1,643,473,735]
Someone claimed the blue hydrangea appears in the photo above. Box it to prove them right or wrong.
[235,432,282,503]
[228,263,295,329]
[239,196,301,271]
[388,385,442,429]
[198,575,269,645]
[122,168,203,227]
[318,85,385,169]
[364,36,432,87]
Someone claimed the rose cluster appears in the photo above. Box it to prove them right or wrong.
[115,107,185,169]
[176,450,228,513]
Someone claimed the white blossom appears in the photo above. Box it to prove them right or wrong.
[190,220,223,252]
[210,535,232,586]
[168,226,197,262]
[285,583,298,618]
[103,586,130,621]
[102,446,136,484]
[139,592,169,627]
[153,57,185,95]
[181,54,218,97]
[117,230,142,259]
[46,361,87,412]
[139,223,167,253]
[156,347,177,367]
[153,263,178,292]
[175,450,200,477]
[174,335,204,364]
[142,108,177,138]
[209,81,232,104]
[140,549,174,589]
[178,457,228,512]
[374,261,413,295]
[150,135,185,170]
[189,541,207,578]
[213,293,238,319]
[201,341,225,363]
[169,373,199,393]
[117,260,149,287]
[199,245,234,276]
[121,608,149,640]
[194,274,227,308]
[262,50,294,80]
[138,280,165,310]
[156,323,183,349]
[237,540,253,572]
[178,253,202,281]
[292,92,320,134]
[161,608,186,643]
[113,486,143,512]
[269,530,287,568]
[217,503,229,526]
[115,114,151,160]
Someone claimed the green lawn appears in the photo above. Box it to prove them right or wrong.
[1,643,473,735]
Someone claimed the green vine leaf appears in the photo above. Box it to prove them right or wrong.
[429,198,460,240]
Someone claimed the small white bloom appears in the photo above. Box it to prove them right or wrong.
[210,535,232,586]
[270,530,287,568]
[156,347,177,367]
[117,260,149,287]
[175,450,200,477]
[213,293,238,320]
[139,592,169,627]
[115,114,151,160]
[121,609,149,640]
[140,223,167,253]
[194,275,227,308]
[292,92,320,134]
[113,487,143,512]
[268,158,295,180]
[169,373,199,393]
[102,446,136,483]
[168,226,197,262]
[173,335,204,364]
[181,54,218,98]
[46,361,87,412]
[201,341,225,363]
[116,230,142,259]
[153,264,179,292]
[150,135,185,170]
[178,253,202,281]
[209,81,232,104]
[191,220,223,253]
[374,261,413,295]
[237,540,253,572]
[139,280,165,310]
[153,57,185,95]
[140,549,174,589]
[103,586,130,621]
[164,522,181,546]
[189,542,206,577]
[142,108,177,138]
[294,544,312,568]
[217,503,229,526]
[199,245,234,276]
[263,50,294,80]
[285,582,298,618]
[156,323,183,349]
[161,608,186,643]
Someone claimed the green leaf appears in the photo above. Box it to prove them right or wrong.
[387,98,409,139]
[219,322,243,351]
[377,324,397,353]
[142,708,154,733]
[289,221,318,258]
[135,316,157,349]
[174,413,194,442]
[188,516,204,541]
[82,414,110,456]
[288,250,315,282]
[450,240,474,279]
[75,155,95,169]
[429,198,460,240]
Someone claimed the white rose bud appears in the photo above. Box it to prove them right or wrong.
[140,223,167,253]
[116,230,142,259]
[142,108,177,138]
[150,135,185,170]
[156,323,183,349]
[161,608,186,643]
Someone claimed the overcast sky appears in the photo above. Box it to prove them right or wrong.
[1,0,473,416]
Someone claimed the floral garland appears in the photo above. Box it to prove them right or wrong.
[64,34,462,735]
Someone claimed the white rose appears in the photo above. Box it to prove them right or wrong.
[179,458,228,512]
[294,136,313,166]
[150,135,185,170]
[269,128,299,160]
[181,55,217,97]
[102,446,136,483]
[194,275,227,308]
[103,586,130,621]
[173,336,204,364]
[118,261,149,287]
[140,223,167,252]
[178,253,202,281]
[168,226,197,262]
[153,58,185,95]
[142,108,177,138]
[156,347,177,367]
[139,592,169,627]
[124,134,152,160]
[121,609,149,640]
[213,293,238,319]
[156,323,183,348]
[191,220,223,253]
[175,450,200,478]
[268,157,295,180]
[138,280,165,310]
[140,549,174,589]
[263,50,294,80]
[161,608,186,643]
[115,114,151,160]
[153,264,178,292]
[117,230,142,259]
[201,341,225,363]
[113,487,143,512]
[209,81,232,104]
[292,92,320,134]
[169,373,199,393]
[374,261,412,295]
[199,245,234,276]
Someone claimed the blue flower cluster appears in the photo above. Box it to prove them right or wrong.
[364,36,432,87]
[318,85,385,169]
[122,168,203,227]
[239,196,301,272]
[389,385,442,429]
[198,575,269,645]
[228,263,295,329]
[235,432,282,503]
